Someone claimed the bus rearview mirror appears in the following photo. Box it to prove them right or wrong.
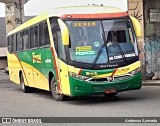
[58,19,69,45]
[130,16,142,38]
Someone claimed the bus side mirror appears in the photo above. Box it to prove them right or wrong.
[130,16,142,38]
[58,19,69,45]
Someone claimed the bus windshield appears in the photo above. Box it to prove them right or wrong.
[65,19,138,65]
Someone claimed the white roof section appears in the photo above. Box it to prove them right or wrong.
[48,6,125,17]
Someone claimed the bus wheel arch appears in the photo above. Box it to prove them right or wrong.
[19,71,35,93]
[49,72,54,90]
[19,70,22,84]
[49,73,68,101]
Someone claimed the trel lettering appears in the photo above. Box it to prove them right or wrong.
[32,52,42,63]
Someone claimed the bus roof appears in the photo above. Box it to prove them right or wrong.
[8,6,127,36]
[49,6,126,16]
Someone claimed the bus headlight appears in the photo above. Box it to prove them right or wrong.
[69,72,90,80]
[129,67,141,75]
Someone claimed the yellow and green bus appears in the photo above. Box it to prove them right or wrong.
[7,6,142,101]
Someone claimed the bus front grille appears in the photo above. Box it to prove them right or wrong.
[86,78,108,82]
[114,75,131,81]
[85,74,132,83]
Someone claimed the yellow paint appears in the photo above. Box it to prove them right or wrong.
[73,22,96,27]
[68,65,82,75]
[22,65,34,87]
[76,46,92,52]
[21,62,49,91]
[58,19,69,45]
[47,18,54,47]
[59,60,70,95]
[74,68,82,74]
[130,16,142,38]
[67,65,75,72]
[93,61,141,78]
[92,73,112,79]
[32,52,42,63]
[115,61,141,76]
[7,53,23,85]
[66,60,140,80]
[7,53,49,91]
[86,72,98,76]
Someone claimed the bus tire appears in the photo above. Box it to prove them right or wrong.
[20,74,34,93]
[50,77,67,101]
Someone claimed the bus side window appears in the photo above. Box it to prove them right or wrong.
[7,37,11,53]
[11,35,13,53]
[19,32,23,51]
[16,32,22,51]
[22,30,26,50]
[30,27,34,48]
[23,29,30,50]
[44,22,50,46]
[26,29,30,49]
[34,25,39,48]
[16,33,19,52]
[13,34,17,52]
[39,22,44,47]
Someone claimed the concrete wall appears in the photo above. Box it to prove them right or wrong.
[143,0,160,80]
[0,17,6,47]
[0,16,34,69]
[5,0,25,34]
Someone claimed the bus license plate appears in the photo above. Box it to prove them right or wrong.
[105,89,117,94]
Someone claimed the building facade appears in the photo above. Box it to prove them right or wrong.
[0,17,7,69]
[0,16,33,69]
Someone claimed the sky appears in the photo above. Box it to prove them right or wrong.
[0,0,127,17]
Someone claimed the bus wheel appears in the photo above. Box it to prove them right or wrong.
[50,77,67,101]
[20,74,34,93]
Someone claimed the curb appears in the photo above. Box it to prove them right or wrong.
[142,81,160,86]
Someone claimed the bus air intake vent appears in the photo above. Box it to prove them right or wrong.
[114,75,131,81]
[86,78,108,82]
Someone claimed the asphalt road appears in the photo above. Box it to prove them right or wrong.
[0,71,160,125]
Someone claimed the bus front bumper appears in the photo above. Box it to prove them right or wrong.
[69,73,142,97]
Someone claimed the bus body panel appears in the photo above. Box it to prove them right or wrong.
[67,61,141,97]
[16,48,54,91]
[58,60,71,95]
[8,47,56,91]
[69,73,141,97]
[7,6,142,99]
[7,53,22,85]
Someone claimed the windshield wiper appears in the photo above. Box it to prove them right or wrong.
[90,44,104,69]
[90,32,108,69]
[113,41,128,65]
